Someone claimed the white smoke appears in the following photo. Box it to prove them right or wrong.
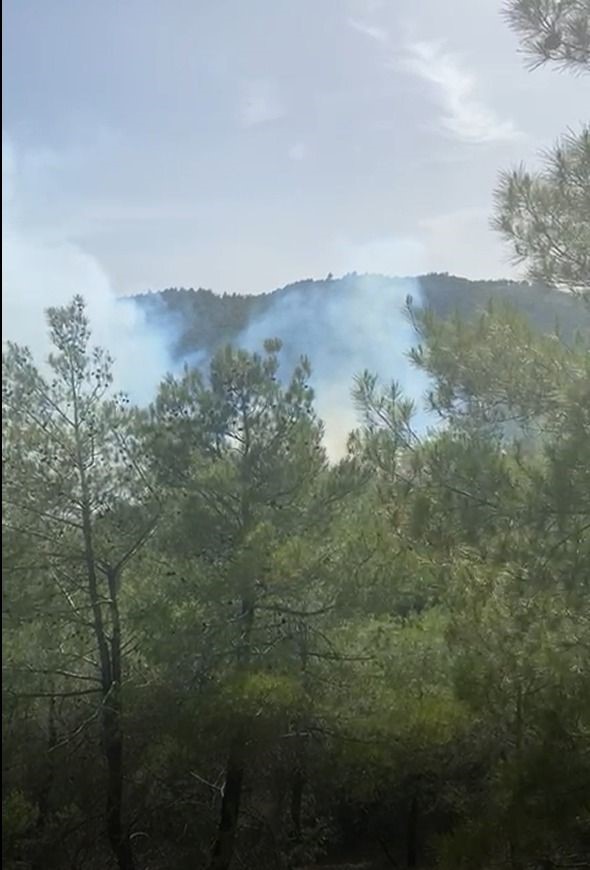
[236,274,431,456]
[2,135,431,453]
[2,135,172,405]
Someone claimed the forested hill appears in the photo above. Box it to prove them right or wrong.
[133,273,589,360]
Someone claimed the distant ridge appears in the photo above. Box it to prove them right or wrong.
[133,273,589,361]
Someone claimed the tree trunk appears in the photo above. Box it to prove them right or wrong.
[406,794,418,869]
[81,498,133,870]
[74,398,133,868]
[509,684,524,870]
[31,694,57,870]
[103,699,135,870]
[290,768,305,840]
[269,765,287,841]
[103,568,135,870]
[291,626,309,842]
[208,731,246,870]
[80,504,134,870]
[208,591,254,870]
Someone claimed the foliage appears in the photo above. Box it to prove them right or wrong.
[504,0,590,73]
[135,273,590,365]
[3,6,589,867]
[493,127,590,299]
[3,292,589,869]
[496,2,590,301]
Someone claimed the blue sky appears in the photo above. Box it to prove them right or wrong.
[2,0,587,295]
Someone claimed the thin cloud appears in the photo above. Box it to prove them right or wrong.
[401,40,522,144]
[238,79,285,128]
[333,234,427,277]
[348,18,389,44]
[288,142,308,161]
[348,0,386,15]
[419,206,514,279]
[2,135,172,403]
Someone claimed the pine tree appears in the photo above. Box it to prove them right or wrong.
[146,340,360,870]
[3,297,159,870]
[494,1,590,300]
[504,0,590,73]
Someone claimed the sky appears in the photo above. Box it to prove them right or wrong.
[2,0,587,296]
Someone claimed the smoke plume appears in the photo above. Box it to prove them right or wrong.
[236,274,430,456]
[3,135,429,455]
[2,135,172,404]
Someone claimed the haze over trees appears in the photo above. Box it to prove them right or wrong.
[2,2,589,869]
[134,273,589,365]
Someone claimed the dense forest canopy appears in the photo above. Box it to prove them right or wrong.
[134,273,590,364]
[3,1,589,869]
[4,292,590,870]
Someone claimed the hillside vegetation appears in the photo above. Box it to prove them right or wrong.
[134,273,589,361]
[3,1,589,867]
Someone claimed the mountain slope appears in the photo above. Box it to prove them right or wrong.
[134,273,589,363]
